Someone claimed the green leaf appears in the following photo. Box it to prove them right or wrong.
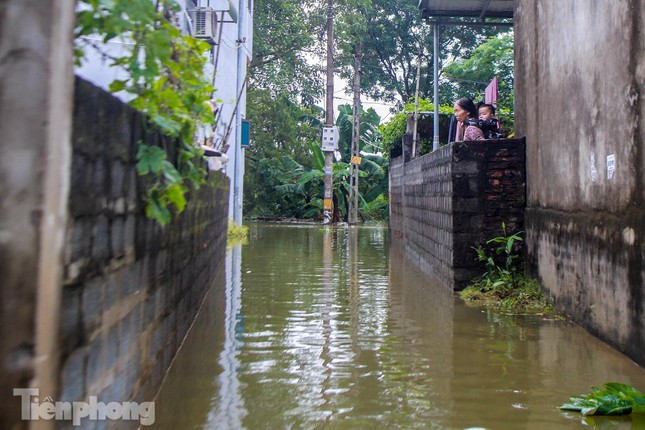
[166,183,187,212]
[108,79,128,93]
[151,114,182,136]
[136,144,166,175]
[560,383,641,416]
[308,139,325,171]
[145,194,171,225]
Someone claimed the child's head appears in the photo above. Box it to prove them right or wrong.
[478,104,496,120]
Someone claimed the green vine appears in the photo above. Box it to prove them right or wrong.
[75,0,216,225]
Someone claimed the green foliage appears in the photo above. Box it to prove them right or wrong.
[75,0,214,225]
[459,223,552,314]
[460,277,551,314]
[476,222,523,280]
[560,383,645,416]
[379,98,453,155]
[246,89,322,166]
[246,155,319,219]
[360,193,388,221]
[244,90,389,221]
[244,88,326,218]
[336,104,383,160]
[227,219,249,247]
[444,33,515,134]
[249,0,325,101]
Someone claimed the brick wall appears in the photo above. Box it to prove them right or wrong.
[389,138,526,290]
[57,78,229,428]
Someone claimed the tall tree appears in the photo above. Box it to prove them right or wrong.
[249,1,327,100]
[336,0,508,105]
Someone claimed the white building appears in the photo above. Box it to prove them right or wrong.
[75,0,253,223]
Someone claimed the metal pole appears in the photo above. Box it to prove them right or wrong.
[349,43,362,225]
[412,47,422,158]
[233,0,246,224]
[433,23,440,151]
[323,0,334,224]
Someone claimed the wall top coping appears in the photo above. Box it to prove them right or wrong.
[391,137,526,167]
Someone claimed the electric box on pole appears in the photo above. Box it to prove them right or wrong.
[321,126,339,152]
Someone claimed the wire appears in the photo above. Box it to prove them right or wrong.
[78,35,136,46]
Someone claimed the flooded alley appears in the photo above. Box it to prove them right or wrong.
[151,223,645,429]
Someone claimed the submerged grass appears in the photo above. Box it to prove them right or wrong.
[459,222,556,315]
[227,219,249,247]
[459,275,554,315]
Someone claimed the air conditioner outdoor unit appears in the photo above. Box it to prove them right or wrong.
[193,7,217,40]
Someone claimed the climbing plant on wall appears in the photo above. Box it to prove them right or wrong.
[75,0,215,225]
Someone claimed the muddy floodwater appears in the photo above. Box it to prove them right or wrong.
[151,223,645,429]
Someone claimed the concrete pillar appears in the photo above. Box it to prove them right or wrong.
[0,1,75,428]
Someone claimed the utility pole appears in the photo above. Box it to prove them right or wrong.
[348,43,362,225]
[322,0,335,224]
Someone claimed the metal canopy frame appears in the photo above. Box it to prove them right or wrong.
[418,0,514,152]
[419,0,514,20]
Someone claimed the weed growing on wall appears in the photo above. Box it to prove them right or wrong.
[459,223,553,314]
[75,0,216,225]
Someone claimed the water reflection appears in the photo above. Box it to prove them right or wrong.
[205,244,245,428]
[151,223,645,430]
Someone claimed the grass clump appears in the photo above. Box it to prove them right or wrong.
[459,223,553,315]
[460,276,552,314]
[227,219,249,247]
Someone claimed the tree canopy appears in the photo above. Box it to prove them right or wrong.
[443,33,515,113]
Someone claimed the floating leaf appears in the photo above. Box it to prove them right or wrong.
[560,383,643,416]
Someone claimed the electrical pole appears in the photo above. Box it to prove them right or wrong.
[323,0,335,224]
[348,43,362,225]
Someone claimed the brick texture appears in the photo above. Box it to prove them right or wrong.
[58,78,229,429]
[389,138,526,290]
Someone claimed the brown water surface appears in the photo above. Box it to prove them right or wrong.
[151,223,645,429]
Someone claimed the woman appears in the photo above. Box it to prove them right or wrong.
[453,97,484,141]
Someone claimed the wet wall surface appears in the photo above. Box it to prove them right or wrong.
[516,0,645,367]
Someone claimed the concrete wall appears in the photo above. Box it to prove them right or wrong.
[515,0,645,366]
[390,139,526,290]
[55,78,230,429]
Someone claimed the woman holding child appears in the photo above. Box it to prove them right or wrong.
[452,97,485,141]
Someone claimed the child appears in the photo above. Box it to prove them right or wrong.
[478,103,496,121]
[477,102,501,139]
